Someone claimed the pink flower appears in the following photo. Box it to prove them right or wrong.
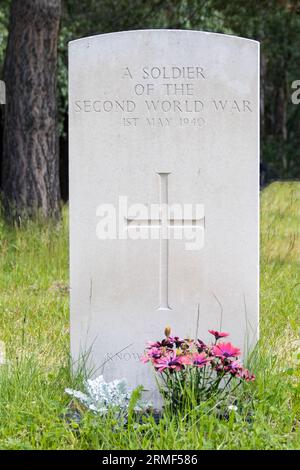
[140,354,150,364]
[154,351,183,372]
[223,360,242,375]
[177,354,193,366]
[140,347,163,364]
[195,339,207,352]
[192,352,210,368]
[173,336,185,348]
[147,347,162,359]
[146,337,173,349]
[208,330,229,340]
[238,368,255,382]
[213,342,241,358]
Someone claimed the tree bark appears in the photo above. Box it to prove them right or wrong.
[2,0,61,221]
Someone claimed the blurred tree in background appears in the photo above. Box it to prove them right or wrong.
[0,0,300,208]
[2,0,61,220]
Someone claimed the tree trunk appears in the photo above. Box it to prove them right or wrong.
[2,0,61,221]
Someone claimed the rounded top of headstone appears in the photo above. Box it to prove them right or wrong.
[68,29,260,48]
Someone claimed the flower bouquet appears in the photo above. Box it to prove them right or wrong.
[141,327,255,412]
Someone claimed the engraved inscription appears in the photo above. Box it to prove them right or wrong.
[73,64,254,128]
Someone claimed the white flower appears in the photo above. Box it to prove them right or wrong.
[228,405,238,412]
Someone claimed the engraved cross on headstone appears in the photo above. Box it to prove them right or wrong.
[126,173,205,311]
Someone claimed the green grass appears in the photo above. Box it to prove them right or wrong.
[0,182,300,449]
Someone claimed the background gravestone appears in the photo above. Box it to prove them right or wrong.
[69,30,259,400]
[0,81,5,105]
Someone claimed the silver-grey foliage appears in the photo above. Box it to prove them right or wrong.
[65,375,150,415]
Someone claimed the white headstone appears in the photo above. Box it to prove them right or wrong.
[69,30,259,401]
[0,80,5,105]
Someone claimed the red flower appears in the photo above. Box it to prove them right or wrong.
[208,330,229,340]
[213,342,241,358]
